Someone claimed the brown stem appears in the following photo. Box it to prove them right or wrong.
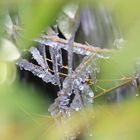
[93,79,133,99]
[41,35,115,54]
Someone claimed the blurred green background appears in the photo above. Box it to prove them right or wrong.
[0,0,140,140]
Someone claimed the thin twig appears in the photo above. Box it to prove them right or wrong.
[93,79,133,99]
[96,77,132,82]
[45,57,68,69]
[41,35,114,54]
[48,68,67,77]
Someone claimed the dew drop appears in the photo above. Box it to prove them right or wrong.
[79,85,84,90]
[38,73,46,78]
[113,38,125,49]
[75,107,80,111]
[88,91,94,97]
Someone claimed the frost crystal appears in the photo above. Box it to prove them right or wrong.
[18,59,57,85]
[35,37,92,56]
[18,35,114,140]
[48,69,94,118]
[17,32,110,140]
[49,46,62,88]
[113,38,125,49]
[18,43,100,120]
[29,47,48,69]
[48,82,94,140]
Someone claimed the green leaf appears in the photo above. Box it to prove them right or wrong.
[57,3,79,39]
[19,0,66,48]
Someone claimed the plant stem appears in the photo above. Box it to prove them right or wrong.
[41,35,114,54]
[93,79,133,99]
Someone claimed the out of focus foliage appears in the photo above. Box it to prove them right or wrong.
[0,0,140,140]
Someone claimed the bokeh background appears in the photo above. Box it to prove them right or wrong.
[1,0,140,140]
